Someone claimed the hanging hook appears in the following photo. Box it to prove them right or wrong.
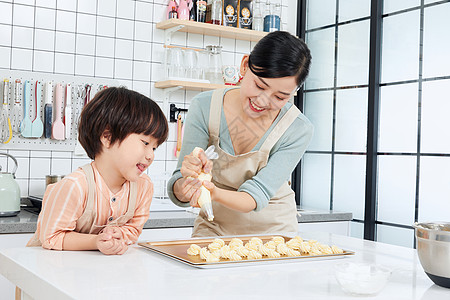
[170,103,188,122]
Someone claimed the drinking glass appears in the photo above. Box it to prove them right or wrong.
[197,50,209,81]
[169,47,184,78]
[184,49,198,79]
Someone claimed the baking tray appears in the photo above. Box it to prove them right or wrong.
[138,235,355,269]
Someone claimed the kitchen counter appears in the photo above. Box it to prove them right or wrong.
[1,231,449,299]
[0,207,352,234]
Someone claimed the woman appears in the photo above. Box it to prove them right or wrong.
[167,31,313,237]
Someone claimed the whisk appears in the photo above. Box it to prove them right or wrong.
[0,79,12,143]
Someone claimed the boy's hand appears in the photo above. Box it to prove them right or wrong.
[96,227,128,255]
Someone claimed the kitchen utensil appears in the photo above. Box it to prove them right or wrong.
[0,152,21,217]
[138,235,355,269]
[11,80,22,134]
[334,262,391,295]
[43,82,53,138]
[73,85,86,156]
[51,83,65,140]
[192,146,218,222]
[1,79,12,144]
[0,81,5,141]
[64,84,72,139]
[84,84,91,104]
[20,80,33,138]
[414,222,450,288]
[175,113,183,158]
[30,81,44,138]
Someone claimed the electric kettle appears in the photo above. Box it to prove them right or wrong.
[0,152,21,217]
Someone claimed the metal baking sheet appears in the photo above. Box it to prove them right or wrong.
[138,235,355,269]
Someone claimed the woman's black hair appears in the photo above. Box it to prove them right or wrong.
[248,31,312,87]
[78,87,168,159]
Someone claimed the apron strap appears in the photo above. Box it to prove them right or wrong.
[76,163,97,233]
[80,164,96,212]
[209,88,227,139]
[123,181,137,220]
[259,105,301,154]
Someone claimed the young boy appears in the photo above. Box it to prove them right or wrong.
[27,87,168,255]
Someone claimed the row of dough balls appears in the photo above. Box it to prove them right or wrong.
[187,236,344,263]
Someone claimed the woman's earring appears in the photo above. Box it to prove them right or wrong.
[238,75,244,83]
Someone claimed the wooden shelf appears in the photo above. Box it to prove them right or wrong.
[155,80,230,91]
[156,19,267,43]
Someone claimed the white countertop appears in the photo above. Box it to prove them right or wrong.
[1,231,449,300]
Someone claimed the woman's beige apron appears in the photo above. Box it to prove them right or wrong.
[27,164,137,247]
[192,88,300,237]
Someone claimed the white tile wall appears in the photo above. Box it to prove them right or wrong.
[0,0,296,198]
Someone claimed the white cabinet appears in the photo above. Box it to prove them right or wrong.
[0,233,34,300]
[298,221,350,236]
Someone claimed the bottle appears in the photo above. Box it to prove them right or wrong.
[166,0,178,20]
[189,0,197,21]
[252,0,263,31]
[263,2,280,32]
[197,0,207,22]
[168,6,178,19]
[274,3,281,30]
[211,0,222,25]
[178,0,190,20]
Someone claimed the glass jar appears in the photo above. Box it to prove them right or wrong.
[263,2,280,32]
[252,1,263,31]
[205,45,223,84]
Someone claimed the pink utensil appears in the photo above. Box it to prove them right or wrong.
[51,83,65,140]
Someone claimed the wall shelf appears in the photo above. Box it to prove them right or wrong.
[156,19,267,43]
[156,19,251,114]
[155,80,229,91]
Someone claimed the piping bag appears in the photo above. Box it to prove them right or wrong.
[192,145,218,221]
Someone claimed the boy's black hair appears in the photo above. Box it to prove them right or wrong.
[248,31,312,87]
[78,87,168,159]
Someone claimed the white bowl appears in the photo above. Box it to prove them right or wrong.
[334,262,392,295]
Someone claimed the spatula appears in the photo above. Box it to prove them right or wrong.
[51,83,65,140]
[64,84,72,139]
[20,80,33,138]
[43,82,52,138]
[30,81,44,138]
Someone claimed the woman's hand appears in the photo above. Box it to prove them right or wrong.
[174,177,202,206]
[175,148,214,205]
[180,148,213,178]
[96,227,128,255]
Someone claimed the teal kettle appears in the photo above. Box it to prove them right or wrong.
[0,152,21,217]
